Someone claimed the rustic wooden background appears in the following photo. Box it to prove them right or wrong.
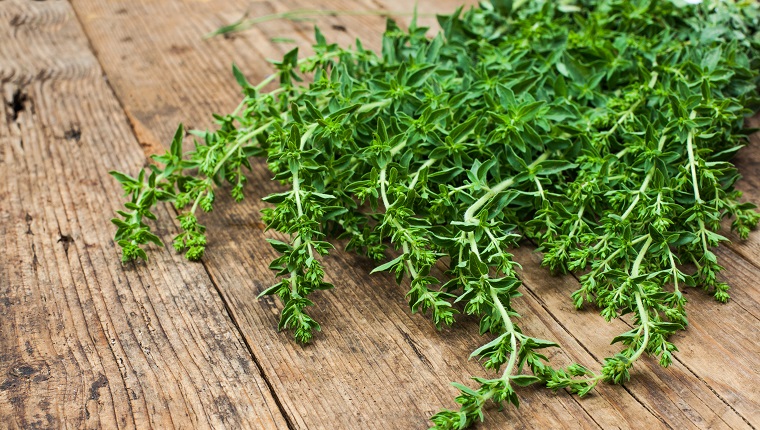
[1,0,759,428]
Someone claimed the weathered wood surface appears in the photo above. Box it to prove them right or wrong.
[1,0,758,428]
[0,1,288,428]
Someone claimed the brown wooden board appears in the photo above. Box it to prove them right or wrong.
[0,1,288,428]
[727,116,760,266]
[68,0,760,429]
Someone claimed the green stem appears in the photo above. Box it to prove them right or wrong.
[567,206,585,239]
[408,159,436,189]
[686,129,701,204]
[533,176,545,199]
[629,235,653,363]
[300,123,319,151]
[464,152,550,222]
[685,125,711,254]
[667,248,681,295]
[469,232,519,385]
[484,227,504,257]
[190,190,205,214]
[491,287,519,383]
[591,235,649,275]
[206,9,438,38]
[380,167,420,279]
[379,167,392,209]
[603,72,658,141]
[620,134,666,220]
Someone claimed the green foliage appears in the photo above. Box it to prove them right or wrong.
[110,0,760,428]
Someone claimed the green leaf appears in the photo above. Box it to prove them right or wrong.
[266,238,292,253]
[536,160,577,176]
[510,375,542,387]
[232,64,251,89]
[109,170,138,185]
[490,0,512,16]
[171,124,184,159]
[371,255,405,274]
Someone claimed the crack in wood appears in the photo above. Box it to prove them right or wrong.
[398,328,433,371]
[198,263,297,430]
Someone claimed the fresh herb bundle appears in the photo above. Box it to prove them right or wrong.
[110,0,760,428]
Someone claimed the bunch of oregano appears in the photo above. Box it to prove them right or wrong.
[109,0,760,427]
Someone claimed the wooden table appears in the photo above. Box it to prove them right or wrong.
[1,1,759,428]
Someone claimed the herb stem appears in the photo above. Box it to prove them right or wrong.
[255,73,279,92]
[686,128,702,204]
[484,227,503,257]
[408,159,436,189]
[300,123,319,151]
[207,9,437,39]
[240,119,276,144]
[464,152,550,221]
[603,73,658,141]
[293,170,304,218]
[667,248,681,294]
[190,189,205,214]
[685,124,711,254]
[380,167,421,279]
[491,286,519,383]
[470,231,519,385]
[621,134,667,220]
[604,99,642,138]
[629,235,653,363]
[379,167,392,209]
[591,234,650,274]
[567,206,585,239]
[292,123,319,260]
[534,176,545,199]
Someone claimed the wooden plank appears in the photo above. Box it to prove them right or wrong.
[0,1,288,428]
[202,185,664,429]
[504,110,760,429]
[504,123,760,430]
[513,246,759,428]
[725,118,760,270]
[71,0,760,428]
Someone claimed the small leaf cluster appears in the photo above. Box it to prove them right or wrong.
[109,0,760,428]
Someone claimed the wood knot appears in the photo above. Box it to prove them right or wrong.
[63,126,81,142]
[89,374,108,400]
[1,359,52,391]
[58,233,74,255]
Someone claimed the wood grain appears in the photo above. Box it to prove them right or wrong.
[726,118,760,268]
[70,0,760,429]
[0,1,287,428]
[513,245,759,428]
